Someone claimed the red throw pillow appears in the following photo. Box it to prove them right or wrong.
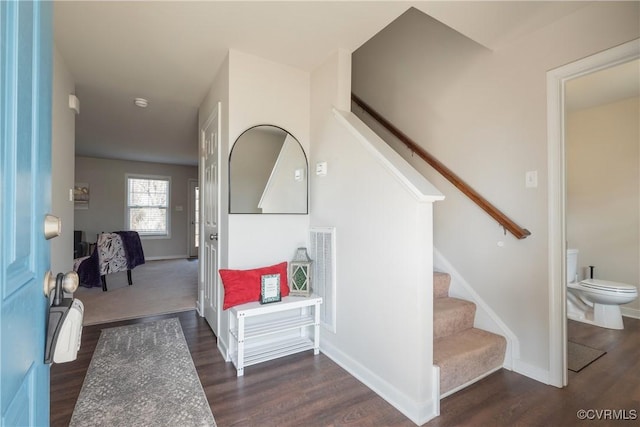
[219,262,289,309]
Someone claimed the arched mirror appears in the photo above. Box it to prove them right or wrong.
[229,125,308,214]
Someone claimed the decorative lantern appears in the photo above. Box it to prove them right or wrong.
[290,247,312,297]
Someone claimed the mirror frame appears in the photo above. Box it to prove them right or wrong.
[228,124,308,214]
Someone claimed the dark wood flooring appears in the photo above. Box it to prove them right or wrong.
[51,311,639,426]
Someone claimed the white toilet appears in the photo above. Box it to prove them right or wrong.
[566,249,638,330]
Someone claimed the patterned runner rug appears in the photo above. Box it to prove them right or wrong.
[70,318,216,426]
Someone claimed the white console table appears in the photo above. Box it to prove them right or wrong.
[228,294,322,376]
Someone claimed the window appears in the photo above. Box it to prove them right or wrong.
[126,174,170,237]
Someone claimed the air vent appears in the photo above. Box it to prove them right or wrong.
[310,227,336,333]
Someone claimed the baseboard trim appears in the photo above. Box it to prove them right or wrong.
[513,358,551,386]
[145,255,190,261]
[218,339,230,363]
[320,339,438,426]
[622,306,640,320]
[432,365,440,416]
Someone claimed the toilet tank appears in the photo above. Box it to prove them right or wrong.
[567,249,578,283]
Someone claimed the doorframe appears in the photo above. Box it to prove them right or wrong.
[546,38,639,388]
[196,127,206,316]
[187,178,199,258]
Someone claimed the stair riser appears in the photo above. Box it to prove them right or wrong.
[434,272,450,299]
[436,338,506,395]
[434,307,475,339]
[434,297,476,339]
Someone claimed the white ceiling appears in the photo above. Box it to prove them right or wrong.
[53,1,592,166]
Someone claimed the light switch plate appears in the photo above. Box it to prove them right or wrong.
[525,171,538,188]
[316,162,327,176]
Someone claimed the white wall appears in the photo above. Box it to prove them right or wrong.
[310,49,440,425]
[74,156,197,259]
[567,97,639,315]
[352,3,640,378]
[226,50,311,268]
[51,46,76,273]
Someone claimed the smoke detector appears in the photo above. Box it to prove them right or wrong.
[134,97,148,108]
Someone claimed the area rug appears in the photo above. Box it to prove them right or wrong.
[69,318,216,427]
[568,341,606,372]
[76,258,198,326]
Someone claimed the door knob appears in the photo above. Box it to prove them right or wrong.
[44,270,79,297]
[210,233,218,241]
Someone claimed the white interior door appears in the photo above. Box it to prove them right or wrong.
[201,104,220,336]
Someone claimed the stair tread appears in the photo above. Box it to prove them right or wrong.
[433,297,476,339]
[434,328,506,394]
[434,296,475,313]
[434,327,506,362]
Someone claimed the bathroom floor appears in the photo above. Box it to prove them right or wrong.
[567,317,636,367]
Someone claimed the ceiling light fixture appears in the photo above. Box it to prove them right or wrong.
[134,97,148,108]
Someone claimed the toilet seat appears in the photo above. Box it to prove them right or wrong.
[577,279,638,295]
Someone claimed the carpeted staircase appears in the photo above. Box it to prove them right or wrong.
[434,272,506,396]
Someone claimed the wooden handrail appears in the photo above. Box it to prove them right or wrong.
[351,93,531,240]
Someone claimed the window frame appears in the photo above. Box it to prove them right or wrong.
[125,173,171,239]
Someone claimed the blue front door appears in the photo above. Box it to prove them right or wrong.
[1,1,53,426]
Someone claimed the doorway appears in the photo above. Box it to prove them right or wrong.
[547,39,640,387]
